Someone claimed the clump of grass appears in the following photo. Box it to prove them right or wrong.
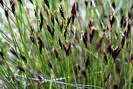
[0,0,133,89]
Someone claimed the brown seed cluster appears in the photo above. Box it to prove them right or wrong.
[0,0,133,88]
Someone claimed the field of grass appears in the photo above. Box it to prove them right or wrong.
[0,0,133,89]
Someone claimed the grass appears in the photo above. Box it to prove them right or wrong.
[0,0,133,89]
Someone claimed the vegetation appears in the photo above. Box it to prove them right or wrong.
[0,0,133,89]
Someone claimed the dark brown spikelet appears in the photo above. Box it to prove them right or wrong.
[20,53,27,63]
[30,34,35,44]
[43,5,49,16]
[9,48,18,57]
[59,20,63,32]
[84,0,88,7]
[120,15,126,27]
[88,20,93,28]
[109,13,115,28]
[0,51,4,59]
[4,8,9,19]
[47,25,54,37]
[82,31,88,47]
[10,0,15,14]
[59,4,65,19]
[71,1,76,16]
[113,83,119,89]
[29,0,33,4]
[127,21,131,31]
[76,64,80,70]
[34,8,38,17]
[124,29,128,38]
[37,36,43,46]
[40,12,43,22]
[112,2,115,9]
[96,33,104,51]
[64,26,67,39]
[104,52,108,64]
[71,16,75,24]
[16,65,25,72]
[38,75,43,81]
[112,46,121,60]
[55,15,59,24]
[88,20,96,42]
[0,0,4,6]
[71,29,74,35]
[81,69,87,78]
[44,0,49,8]
[51,13,55,25]
[121,35,125,48]
[67,17,71,27]
[30,25,34,32]
[12,3,15,14]
[58,38,63,49]
[89,28,95,43]
[37,36,44,53]
[48,60,52,69]
[106,39,113,55]
[40,12,43,31]
[71,1,76,23]
[84,56,90,68]
[90,1,93,7]
[124,21,131,38]
[53,49,61,61]
[65,43,71,56]
[47,25,52,35]
[51,27,54,38]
